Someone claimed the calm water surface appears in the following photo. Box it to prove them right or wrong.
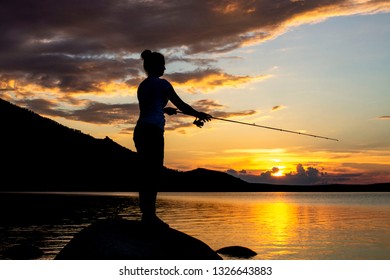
[1,192,389,260]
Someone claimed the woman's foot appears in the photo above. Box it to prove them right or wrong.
[141,214,169,228]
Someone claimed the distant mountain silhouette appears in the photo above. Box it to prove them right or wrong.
[1,98,389,192]
[162,167,252,191]
[0,98,248,191]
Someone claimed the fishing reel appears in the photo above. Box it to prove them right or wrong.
[193,117,205,128]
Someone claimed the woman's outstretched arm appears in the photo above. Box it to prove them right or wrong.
[164,86,212,121]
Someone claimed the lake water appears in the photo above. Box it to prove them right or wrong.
[1,192,390,260]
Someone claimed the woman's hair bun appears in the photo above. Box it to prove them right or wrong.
[141,49,152,60]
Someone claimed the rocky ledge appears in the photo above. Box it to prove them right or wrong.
[55,218,222,260]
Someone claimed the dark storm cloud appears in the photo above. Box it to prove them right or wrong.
[17,98,70,118]
[68,102,139,124]
[16,97,139,125]
[0,52,140,92]
[9,94,256,130]
[166,55,218,67]
[2,0,388,94]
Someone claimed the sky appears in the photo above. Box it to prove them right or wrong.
[1,0,390,185]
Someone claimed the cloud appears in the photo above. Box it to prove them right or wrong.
[166,68,271,94]
[164,99,258,131]
[0,53,141,93]
[15,98,139,125]
[67,102,139,125]
[2,0,390,121]
[271,105,287,111]
[377,116,390,120]
[230,161,390,185]
[190,99,257,117]
[3,1,389,83]
[227,163,370,185]
[7,94,258,133]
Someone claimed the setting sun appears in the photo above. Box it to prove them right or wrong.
[272,167,285,177]
[272,170,285,177]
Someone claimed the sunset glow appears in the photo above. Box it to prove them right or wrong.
[271,169,285,178]
[1,0,390,185]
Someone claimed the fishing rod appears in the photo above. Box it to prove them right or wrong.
[176,110,339,142]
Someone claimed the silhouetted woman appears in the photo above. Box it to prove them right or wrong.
[134,49,211,227]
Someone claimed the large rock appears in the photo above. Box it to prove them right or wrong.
[55,218,222,260]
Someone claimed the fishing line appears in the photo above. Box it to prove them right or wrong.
[176,110,339,141]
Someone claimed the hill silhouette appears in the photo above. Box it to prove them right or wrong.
[0,98,248,191]
[1,98,389,192]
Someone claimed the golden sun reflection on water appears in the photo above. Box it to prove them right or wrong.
[255,202,296,243]
[247,194,302,258]
[161,192,390,260]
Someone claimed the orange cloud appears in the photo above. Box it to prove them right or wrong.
[169,70,272,93]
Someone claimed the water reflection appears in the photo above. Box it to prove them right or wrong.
[0,193,140,259]
[1,192,389,260]
[157,193,390,260]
